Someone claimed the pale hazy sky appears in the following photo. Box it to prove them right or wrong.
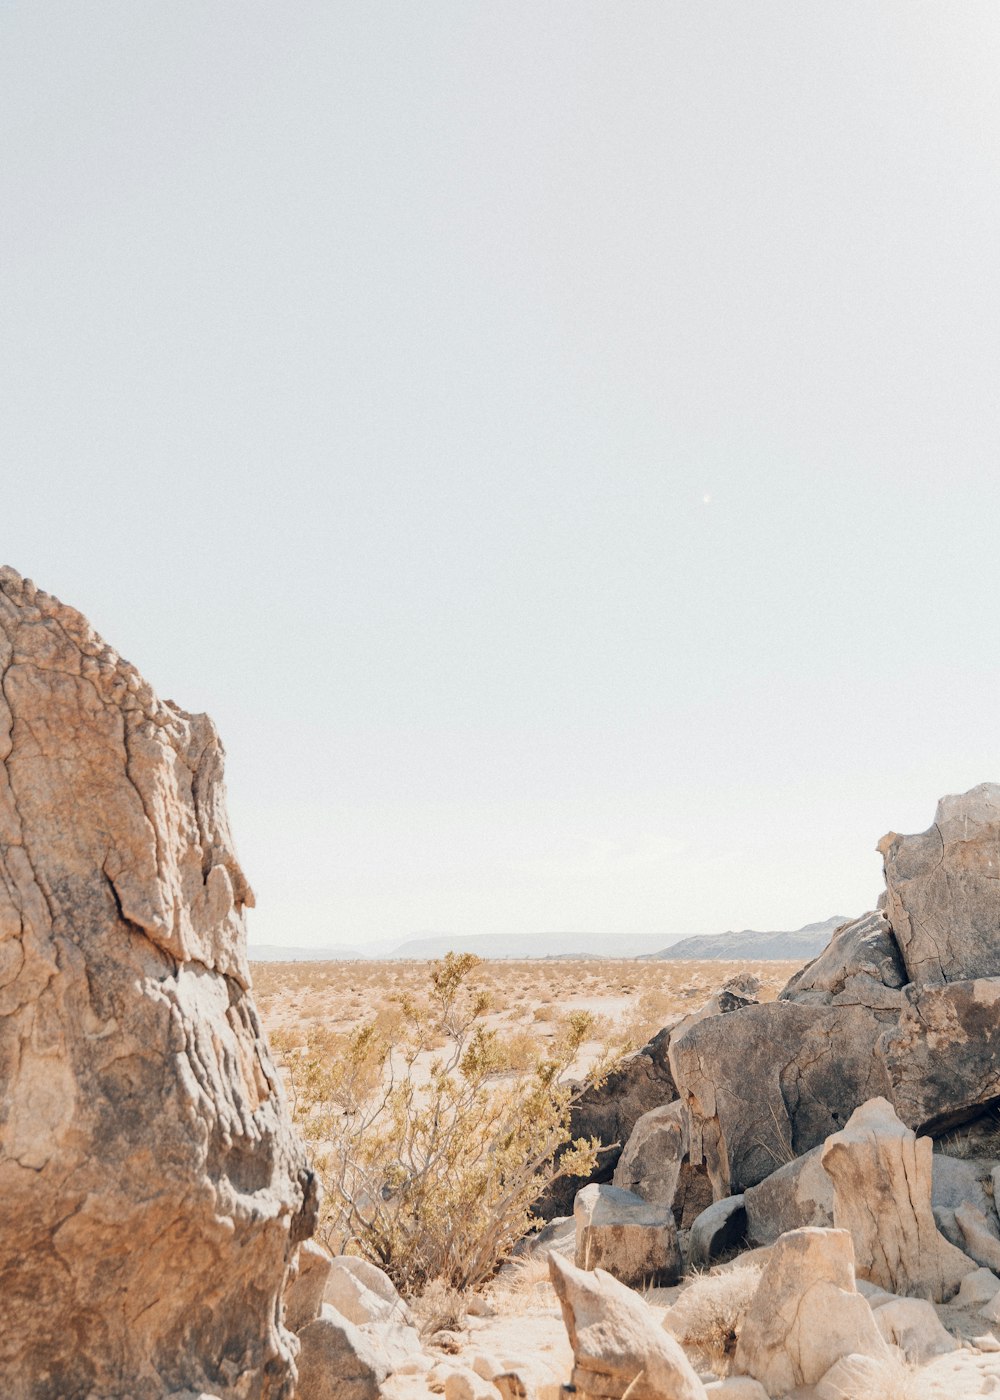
[3,4,1000,948]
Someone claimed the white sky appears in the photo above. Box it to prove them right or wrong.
[3,3,1000,948]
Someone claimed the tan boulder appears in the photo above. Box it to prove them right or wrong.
[296,1305,390,1400]
[0,568,314,1399]
[548,1252,707,1400]
[820,1097,975,1302]
[732,1227,888,1396]
[574,1183,681,1286]
[955,1203,1000,1273]
[870,1296,958,1362]
[444,1367,503,1400]
[325,1256,410,1327]
[878,782,1000,985]
[286,1240,335,1332]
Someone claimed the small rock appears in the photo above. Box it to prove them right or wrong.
[703,1381,769,1398]
[394,1355,434,1375]
[574,1182,681,1287]
[494,1372,531,1400]
[957,1267,1000,1309]
[871,1296,957,1363]
[687,1195,747,1269]
[471,1353,503,1382]
[297,1305,391,1400]
[444,1366,503,1400]
[814,1353,891,1400]
[466,1295,495,1317]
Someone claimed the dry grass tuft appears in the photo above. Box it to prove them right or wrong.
[662,1262,763,1374]
[411,1278,468,1339]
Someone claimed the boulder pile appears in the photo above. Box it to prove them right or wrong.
[547,782,1000,1396]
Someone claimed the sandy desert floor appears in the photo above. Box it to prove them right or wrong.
[251,955,803,1073]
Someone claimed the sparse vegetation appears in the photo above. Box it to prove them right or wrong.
[279,952,630,1296]
[662,1262,763,1374]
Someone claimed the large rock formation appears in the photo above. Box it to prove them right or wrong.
[878,782,1000,985]
[0,568,315,1399]
[666,787,1000,1199]
[668,999,893,1197]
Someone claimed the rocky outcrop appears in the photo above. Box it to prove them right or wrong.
[537,1025,677,1218]
[0,568,314,1400]
[879,783,1000,985]
[573,1183,681,1286]
[669,999,893,1197]
[881,977,1000,1134]
[779,910,906,1006]
[548,1253,707,1400]
[732,1228,888,1396]
[820,1098,974,1302]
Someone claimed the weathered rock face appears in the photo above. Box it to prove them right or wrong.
[880,977,1000,1134]
[573,1183,681,1286]
[878,783,1000,985]
[779,910,906,1007]
[732,1228,888,1397]
[743,1145,834,1245]
[0,568,314,1400]
[669,999,893,1197]
[820,1098,974,1303]
[548,1253,707,1400]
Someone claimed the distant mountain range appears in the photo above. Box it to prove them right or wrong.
[249,917,849,963]
[643,915,849,962]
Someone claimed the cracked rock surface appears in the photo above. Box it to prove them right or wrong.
[0,567,315,1400]
[878,782,1000,985]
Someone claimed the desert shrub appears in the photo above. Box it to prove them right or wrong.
[285,952,622,1295]
[662,1262,763,1374]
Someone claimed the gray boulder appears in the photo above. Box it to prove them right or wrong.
[779,910,906,1006]
[743,1146,834,1245]
[574,1182,681,1286]
[881,978,1000,1133]
[878,782,1000,985]
[612,1100,686,1206]
[686,1195,747,1269]
[669,999,893,1197]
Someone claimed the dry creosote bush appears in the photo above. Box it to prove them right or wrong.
[279,952,627,1297]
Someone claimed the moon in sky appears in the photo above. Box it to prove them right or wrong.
[702,493,712,505]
